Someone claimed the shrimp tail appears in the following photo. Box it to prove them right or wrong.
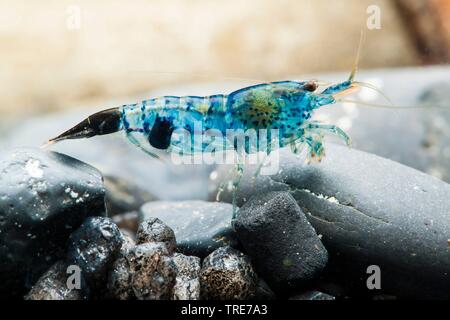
[45,107,122,145]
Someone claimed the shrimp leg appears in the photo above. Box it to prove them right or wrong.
[303,122,352,147]
[231,162,244,223]
[288,131,326,162]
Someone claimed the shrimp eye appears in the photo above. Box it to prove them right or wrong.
[148,116,174,150]
[303,81,318,92]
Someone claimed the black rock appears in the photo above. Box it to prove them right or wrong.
[252,279,276,300]
[25,261,83,300]
[139,201,238,257]
[211,144,450,299]
[290,290,335,300]
[126,242,176,300]
[104,175,158,216]
[235,191,328,293]
[200,246,258,300]
[172,253,201,300]
[0,148,106,298]
[67,217,123,295]
[136,217,177,254]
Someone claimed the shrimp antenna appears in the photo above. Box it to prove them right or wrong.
[352,81,394,106]
[337,99,450,110]
[349,30,366,82]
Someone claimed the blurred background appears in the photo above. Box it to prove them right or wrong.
[0,0,449,119]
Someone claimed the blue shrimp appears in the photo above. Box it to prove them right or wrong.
[47,74,361,157]
[47,71,361,218]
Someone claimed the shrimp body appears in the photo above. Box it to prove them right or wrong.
[48,77,357,219]
[48,76,357,163]
[116,80,340,156]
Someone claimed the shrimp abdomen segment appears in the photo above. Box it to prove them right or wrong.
[121,94,231,154]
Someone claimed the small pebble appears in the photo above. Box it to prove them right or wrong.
[200,246,258,300]
[25,261,83,300]
[107,230,136,300]
[136,217,177,254]
[172,253,201,300]
[67,217,123,293]
[126,242,176,300]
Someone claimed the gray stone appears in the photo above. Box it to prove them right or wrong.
[290,290,335,300]
[211,144,450,299]
[126,242,176,300]
[419,82,450,182]
[25,261,83,300]
[67,217,123,294]
[172,253,201,300]
[235,191,328,292]
[0,148,106,298]
[136,217,177,254]
[104,175,158,216]
[139,201,238,257]
[200,246,258,300]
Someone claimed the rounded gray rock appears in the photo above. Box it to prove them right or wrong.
[234,191,328,292]
[200,246,258,300]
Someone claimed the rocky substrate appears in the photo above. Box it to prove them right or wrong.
[0,142,449,300]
